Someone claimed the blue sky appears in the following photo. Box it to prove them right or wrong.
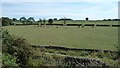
[1,1,119,20]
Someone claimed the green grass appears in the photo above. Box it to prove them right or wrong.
[54,20,118,25]
[2,25,118,50]
[14,20,118,25]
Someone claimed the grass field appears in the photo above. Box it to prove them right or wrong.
[53,20,118,25]
[14,20,118,25]
[2,24,118,50]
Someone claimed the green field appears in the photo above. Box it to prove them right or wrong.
[2,24,118,50]
[53,20,118,25]
[14,20,118,25]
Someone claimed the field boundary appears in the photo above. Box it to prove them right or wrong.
[33,52,109,66]
[14,24,120,27]
[32,45,118,53]
[32,45,119,66]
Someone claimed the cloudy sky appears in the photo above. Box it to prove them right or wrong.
[1,0,120,20]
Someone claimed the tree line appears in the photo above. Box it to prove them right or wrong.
[0,17,119,26]
[0,17,55,26]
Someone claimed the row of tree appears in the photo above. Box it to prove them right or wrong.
[1,17,54,26]
[1,17,119,26]
[103,19,120,21]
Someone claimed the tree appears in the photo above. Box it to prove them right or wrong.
[103,19,107,21]
[59,18,72,21]
[43,19,46,25]
[27,17,35,25]
[112,19,118,21]
[63,19,66,25]
[12,18,18,26]
[107,19,111,21]
[1,17,12,26]
[12,18,18,22]
[48,19,53,25]
[54,18,57,20]
[63,17,67,27]
[19,17,27,25]
[37,19,42,27]
[37,19,42,22]
[86,17,89,21]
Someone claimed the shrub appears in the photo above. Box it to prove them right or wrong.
[1,17,12,26]
[80,51,89,56]
[114,45,120,57]
[2,53,18,67]
[1,29,33,67]
[96,51,104,58]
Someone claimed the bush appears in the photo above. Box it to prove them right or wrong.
[1,17,12,26]
[114,45,120,57]
[2,53,18,67]
[1,29,33,67]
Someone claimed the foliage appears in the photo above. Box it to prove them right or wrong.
[27,17,35,24]
[19,17,27,24]
[30,51,65,66]
[33,47,118,66]
[114,44,120,58]
[43,19,46,25]
[1,17,12,26]
[48,19,53,25]
[86,17,89,21]
[63,19,66,24]
[54,18,57,20]
[1,29,33,67]
[12,18,18,22]
[2,53,18,66]
[59,18,73,21]
[37,19,42,23]
[115,45,120,57]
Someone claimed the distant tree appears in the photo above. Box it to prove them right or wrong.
[27,17,35,25]
[19,17,27,25]
[1,17,12,26]
[59,18,73,21]
[86,17,89,21]
[37,19,42,27]
[63,19,66,25]
[37,19,42,22]
[103,19,107,21]
[54,18,57,20]
[48,19,53,25]
[112,19,118,21]
[43,19,46,25]
[63,17,67,25]
[59,17,67,26]
[114,19,118,21]
[107,19,111,21]
[12,18,18,22]
[12,18,18,26]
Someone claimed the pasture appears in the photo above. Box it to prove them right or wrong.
[2,21,118,50]
[54,20,118,25]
